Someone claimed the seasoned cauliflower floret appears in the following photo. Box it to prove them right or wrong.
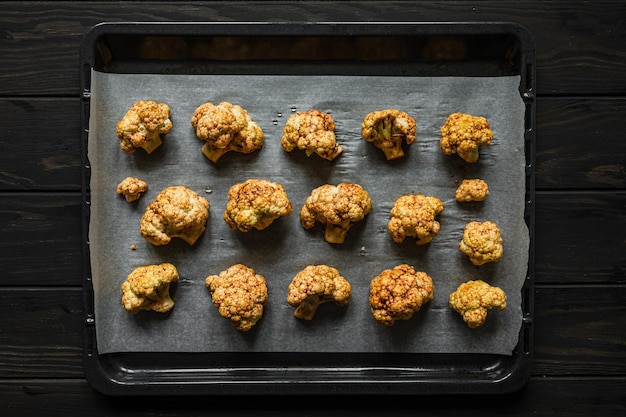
[287,265,351,320]
[300,182,372,244]
[449,279,507,328]
[388,194,444,245]
[224,179,293,232]
[281,109,343,161]
[369,264,434,326]
[440,112,493,163]
[121,263,179,314]
[205,264,269,332]
[455,178,489,202]
[190,101,264,163]
[116,100,172,154]
[361,109,416,160]
[140,185,210,246]
[116,176,148,202]
[458,221,503,266]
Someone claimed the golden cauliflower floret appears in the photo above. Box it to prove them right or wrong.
[300,182,372,244]
[116,176,148,202]
[361,109,416,160]
[190,101,264,163]
[205,264,269,332]
[449,279,507,328]
[224,179,293,232]
[140,185,210,246]
[121,263,179,314]
[458,221,503,266]
[281,109,343,161]
[369,264,434,326]
[440,112,493,163]
[116,100,173,154]
[388,194,444,245]
[287,265,352,320]
[455,179,489,202]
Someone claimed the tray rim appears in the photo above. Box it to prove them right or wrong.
[80,20,536,396]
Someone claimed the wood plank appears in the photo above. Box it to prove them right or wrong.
[536,98,626,190]
[534,192,626,284]
[0,286,624,378]
[1,96,625,191]
[0,1,624,96]
[0,378,624,416]
[0,194,83,286]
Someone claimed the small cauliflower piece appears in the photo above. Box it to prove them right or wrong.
[190,101,264,163]
[116,176,148,202]
[361,109,416,160]
[205,264,269,332]
[449,280,507,328]
[369,264,434,326]
[281,109,343,161]
[287,265,351,320]
[388,194,444,245]
[121,263,179,314]
[224,179,293,232]
[140,185,210,246]
[300,182,372,244]
[116,100,173,154]
[455,179,489,202]
[440,112,493,163]
[458,221,503,266]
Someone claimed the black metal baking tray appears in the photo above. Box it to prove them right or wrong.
[80,21,535,396]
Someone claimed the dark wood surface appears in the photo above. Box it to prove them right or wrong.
[1,1,624,415]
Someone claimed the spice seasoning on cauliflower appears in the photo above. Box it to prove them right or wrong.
[387,194,444,245]
[449,279,507,328]
[458,221,503,266]
[121,263,179,314]
[287,265,351,320]
[116,100,173,154]
[440,112,493,163]
[116,176,148,202]
[190,101,264,163]
[224,179,293,232]
[361,109,416,160]
[300,182,372,244]
[140,185,210,246]
[455,178,489,202]
[281,109,343,161]
[205,264,269,332]
[369,264,434,326]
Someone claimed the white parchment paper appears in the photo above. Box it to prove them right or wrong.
[88,71,529,355]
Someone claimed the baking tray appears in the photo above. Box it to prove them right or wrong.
[80,21,535,396]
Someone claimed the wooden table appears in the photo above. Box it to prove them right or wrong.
[1,1,624,415]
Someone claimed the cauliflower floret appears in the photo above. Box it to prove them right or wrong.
[116,100,173,154]
[116,176,148,202]
[224,179,293,232]
[449,279,507,328]
[361,109,416,160]
[190,101,264,163]
[369,264,434,326]
[287,265,351,320]
[140,185,210,246]
[121,263,179,314]
[387,194,444,245]
[205,264,269,332]
[300,182,372,244]
[281,109,343,161]
[455,178,489,202]
[458,221,503,266]
[440,112,493,163]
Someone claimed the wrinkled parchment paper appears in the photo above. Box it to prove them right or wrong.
[88,71,529,355]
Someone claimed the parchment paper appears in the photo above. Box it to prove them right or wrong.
[88,71,529,355]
